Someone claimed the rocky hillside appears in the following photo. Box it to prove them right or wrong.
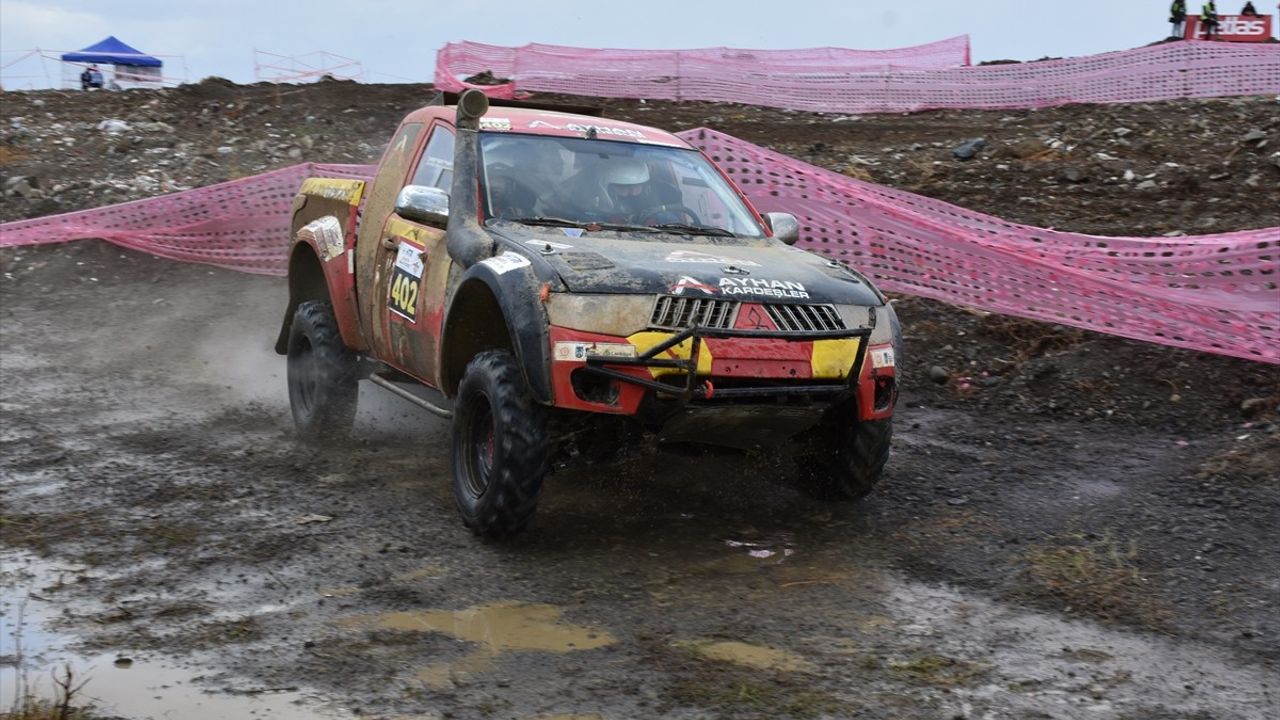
[2,78,1277,432]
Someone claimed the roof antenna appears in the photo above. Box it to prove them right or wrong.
[585,126,598,139]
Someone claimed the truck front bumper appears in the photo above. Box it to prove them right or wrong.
[548,324,896,423]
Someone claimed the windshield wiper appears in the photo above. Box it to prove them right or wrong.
[649,223,736,237]
[504,216,592,228]
[504,217,660,233]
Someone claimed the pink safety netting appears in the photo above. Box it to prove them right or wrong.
[0,163,372,276]
[0,138,1275,363]
[677,128,1278,363]
[434,36,973,102]
[437,40,1280,113]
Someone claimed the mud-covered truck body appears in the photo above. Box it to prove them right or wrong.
[276,91,901,537]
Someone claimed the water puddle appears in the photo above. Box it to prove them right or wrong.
[15,655,342,720]
[1,551,347,719]
[679,639,815,673]
[861,575,1279,718]
[344,601,615,689]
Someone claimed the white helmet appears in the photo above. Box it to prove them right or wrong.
[603,158,649,187]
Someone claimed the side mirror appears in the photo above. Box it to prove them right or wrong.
[762,212,799,246]
[395,185,450,228]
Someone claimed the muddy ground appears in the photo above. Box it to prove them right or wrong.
[2,80,1280,719]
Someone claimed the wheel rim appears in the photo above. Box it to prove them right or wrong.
[463,394,496,498]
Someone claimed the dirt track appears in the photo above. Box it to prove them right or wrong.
[2,81,1279,719]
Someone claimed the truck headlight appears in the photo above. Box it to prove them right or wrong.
[545,294,656,337]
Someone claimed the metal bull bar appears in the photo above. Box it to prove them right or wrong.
[581,325,872,403]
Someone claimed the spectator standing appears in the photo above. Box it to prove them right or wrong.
[1170,0,1187,37]
[1240,2,1257,15]
[79,66,92,90]
[87,65,105,89]
[1201,1,1221,39]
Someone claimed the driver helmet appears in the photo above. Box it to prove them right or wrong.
[603,158,650,211]
[483,141,532,217]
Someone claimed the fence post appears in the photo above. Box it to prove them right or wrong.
[675,50,682,103]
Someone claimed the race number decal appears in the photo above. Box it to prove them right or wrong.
[388,243,424,322]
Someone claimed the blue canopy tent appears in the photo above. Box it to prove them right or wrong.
[61,36,163,87]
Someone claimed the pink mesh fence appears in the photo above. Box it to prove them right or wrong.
[434,36,973,102]
[0,139,1275,363]
[0,164,372,275]
[437,39,1280,112]
[679,128,1278,363]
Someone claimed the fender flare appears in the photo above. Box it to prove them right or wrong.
[274,216,360,354]
[441,256,553,404]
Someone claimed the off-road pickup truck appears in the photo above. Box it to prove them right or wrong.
[276,90,901,538]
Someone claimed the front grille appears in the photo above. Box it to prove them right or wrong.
[765,304,846,332]
[650,295,736,330]
[649,296,848,333]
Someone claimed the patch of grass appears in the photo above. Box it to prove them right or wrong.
[1196,433,1280,486]
[670,678,844,720]
[888,653,988,687]
[654,639,849,720]
[2,664,98,720]
[151,600,212,620]
[150,617,264,651]
[0,145,32,166]
[0,512,103,555]
[1021,531,1168,627]
[137,521,204,551]
[976,314,1084,361]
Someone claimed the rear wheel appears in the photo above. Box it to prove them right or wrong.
[287,300,357,442]
[451,350,548,538]
[797,415,892,501]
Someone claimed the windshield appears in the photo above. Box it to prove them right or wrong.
[478,134,765,237]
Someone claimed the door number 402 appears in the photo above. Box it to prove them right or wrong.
[388,268,419,322]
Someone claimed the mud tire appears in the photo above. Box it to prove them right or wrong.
[451,350,548,538]
[797,416,892,501]
[287,300,357,442]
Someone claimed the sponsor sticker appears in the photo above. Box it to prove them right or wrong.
[387,243,424,322]
[718,277,809,300]
[480,252,532,275]
[299,177,365,206]
[479,117,511,131]
[670,275,719,296]
[526,119,645,139]
[301,216,346,262]
[553,341,637,361]
[394,242,424,276]
[871,347,896,369]
[665,250,760,267]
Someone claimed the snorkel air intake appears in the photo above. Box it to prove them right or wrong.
[446,89,495,268]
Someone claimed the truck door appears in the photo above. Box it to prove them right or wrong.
[356,121,422,352]
[371,123,456,384]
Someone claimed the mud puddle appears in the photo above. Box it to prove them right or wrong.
[1,551,347,719]
[345,601,615,689]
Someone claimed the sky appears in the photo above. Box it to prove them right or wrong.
[1,1,1272,88]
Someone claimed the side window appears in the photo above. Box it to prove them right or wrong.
[381,122,423,186]
[410,127,456,192]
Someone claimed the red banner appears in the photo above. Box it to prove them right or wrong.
[1184,14,1274,41]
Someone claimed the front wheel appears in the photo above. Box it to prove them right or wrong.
[451,350,548,538]
[796,416,892,501]
[287,300,357,442]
